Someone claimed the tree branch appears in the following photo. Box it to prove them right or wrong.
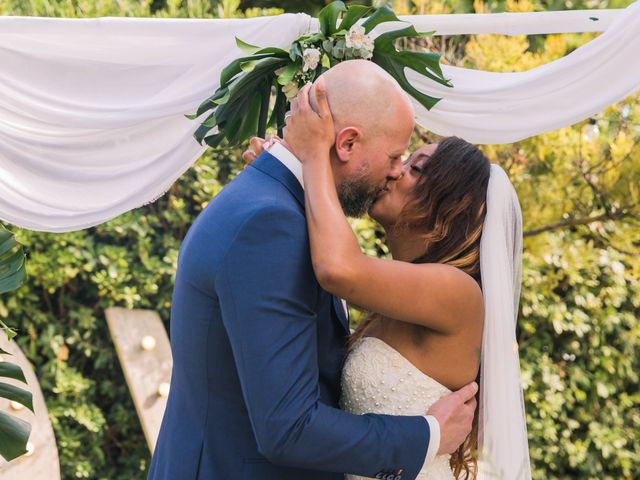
[523,209,636,237]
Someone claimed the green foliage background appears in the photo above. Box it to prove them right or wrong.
[0,0,638,478]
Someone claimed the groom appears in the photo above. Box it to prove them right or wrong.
[149,60,477,480]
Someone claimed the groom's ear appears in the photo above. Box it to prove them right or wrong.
[334,127,362,163]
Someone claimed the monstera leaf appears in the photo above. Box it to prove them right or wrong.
[186,1,451,148]
[369,8,451,110]
[0,225,25,298]
[0,224,32,462]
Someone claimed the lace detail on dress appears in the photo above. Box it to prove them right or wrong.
[341,337,456,480]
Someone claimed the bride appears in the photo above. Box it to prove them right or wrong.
[246,79,531,479]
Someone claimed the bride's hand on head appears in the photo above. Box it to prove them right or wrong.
[284,78,335,162]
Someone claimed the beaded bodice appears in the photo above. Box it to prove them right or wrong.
[341,336,456,480]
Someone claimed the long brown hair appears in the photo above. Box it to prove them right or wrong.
[350,136,491,479]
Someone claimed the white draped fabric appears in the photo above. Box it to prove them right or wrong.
[0,3,639,232]
[0,14,310,232]
[409,3,640,144]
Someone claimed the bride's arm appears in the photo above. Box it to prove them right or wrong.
[285,82,482,334]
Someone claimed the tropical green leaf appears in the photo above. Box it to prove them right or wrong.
[203,133,225,149]
[238,93,263,142]
[189,87,232,119]
[0,270,24,297]
[194,55,289,146]
[0,226,26,295]
[372,25,451,110]
[257,80,271,138]
[213,89,231,105]
[296,31,325,45]
[0,362,27,384]
[0,382,33,412]
[194,118,216,145]
[220,53,279,87]
[289,42,302,62]
[252,47,289,57]
[276,62,298,86]
[0,230,17,257]
[268,86,287,135]
[221,109,246,145]
[361,6,403,34]
[240,60,259,74]
[235,37,261,55]
[0,410,30,462]
[0,253,26,296]
[375,25,449,82]
[338,5,373,32]
[319,1,346,36]
[201,113,218,128]
[235,38,289,58]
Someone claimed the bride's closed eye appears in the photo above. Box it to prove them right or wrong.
[403,156,424,175]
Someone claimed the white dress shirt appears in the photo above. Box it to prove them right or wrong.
[267,141,441,469]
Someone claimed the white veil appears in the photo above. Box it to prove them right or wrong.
[477,164,531,479]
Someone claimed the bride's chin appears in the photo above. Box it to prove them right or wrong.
[368,202,388,225]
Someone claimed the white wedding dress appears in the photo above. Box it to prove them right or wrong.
[341,336,456,480]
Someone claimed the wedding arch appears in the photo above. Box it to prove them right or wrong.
[0,1,639,233]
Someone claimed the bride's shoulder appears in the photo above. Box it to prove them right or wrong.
[415,262,481,295]
[414,262,484,329]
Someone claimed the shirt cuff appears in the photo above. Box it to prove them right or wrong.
[422,415,441,469]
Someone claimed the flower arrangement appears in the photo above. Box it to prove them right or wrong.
[186,1,452,148]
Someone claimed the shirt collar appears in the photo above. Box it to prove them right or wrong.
[268,142,304,190]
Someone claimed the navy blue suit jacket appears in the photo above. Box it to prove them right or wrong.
[148,152,430,480]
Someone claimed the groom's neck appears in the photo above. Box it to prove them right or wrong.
[278,139,342,188]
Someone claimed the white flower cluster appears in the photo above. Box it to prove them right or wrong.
[302,48,321,73]
[277,23,376,102]
[345,25,375,59]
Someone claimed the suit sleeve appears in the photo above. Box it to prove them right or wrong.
[215,205,430,479]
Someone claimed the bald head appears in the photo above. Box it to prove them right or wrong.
[310,60,414,138]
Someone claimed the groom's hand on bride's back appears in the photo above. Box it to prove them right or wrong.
[428,381,478,455]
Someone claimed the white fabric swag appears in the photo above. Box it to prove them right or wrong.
[0,3,639,232]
